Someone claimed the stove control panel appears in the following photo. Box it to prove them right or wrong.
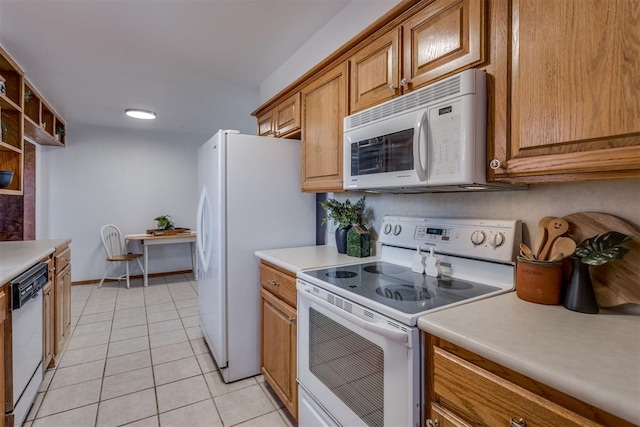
[379,216,521,263]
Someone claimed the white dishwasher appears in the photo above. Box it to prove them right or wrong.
[8,262,47,427]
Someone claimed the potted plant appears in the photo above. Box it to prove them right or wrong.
[23,88,32,103]
[564,231,632,313]
[320,196,365,254]
[55,127,65,141]
[154,215,175,230]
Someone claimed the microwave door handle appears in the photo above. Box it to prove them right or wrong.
[413,111,428,181]
[297,283,409,344]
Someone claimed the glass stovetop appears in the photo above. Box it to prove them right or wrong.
[301,261,501,315]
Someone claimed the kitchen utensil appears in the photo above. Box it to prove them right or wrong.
[538,218,569,261]
[549,237,576,262]
[548,252,564,262]
[519,243,535,260]
[533,216,555,258]
[563,212,640,307]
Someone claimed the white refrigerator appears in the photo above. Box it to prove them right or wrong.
[196,130,316,383]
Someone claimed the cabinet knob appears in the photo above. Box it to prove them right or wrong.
[267,279,278,286]
[510,418,526,427]
[388,83,397,91]
[338,178,343,184]
[426,419,440,427]
[489,158,503,170]
[400,78,411,87]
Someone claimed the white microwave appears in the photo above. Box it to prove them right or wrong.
[343,69,520,192]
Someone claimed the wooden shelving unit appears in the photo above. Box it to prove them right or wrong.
[0,45,24,195]
[23,81,65,147]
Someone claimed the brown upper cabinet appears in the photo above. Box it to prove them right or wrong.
[257,92,301,139]
[349,0,486,113]
[0,45,24,195]
[489,0,640,183]
[23,80,66,147]
[301,62,348,193]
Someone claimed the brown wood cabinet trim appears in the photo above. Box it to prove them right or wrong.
[425,334,636,427]
[251,0,425,117]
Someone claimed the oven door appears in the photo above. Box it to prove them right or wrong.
[297,280,420,427]
[343,109,427,191]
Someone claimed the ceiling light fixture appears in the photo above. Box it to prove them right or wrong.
[125,109,156,120]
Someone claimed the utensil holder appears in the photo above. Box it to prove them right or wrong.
[516,257,564,304]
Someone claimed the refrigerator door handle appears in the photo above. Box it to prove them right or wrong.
[196,186,211,273]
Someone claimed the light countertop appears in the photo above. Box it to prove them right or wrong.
[418,292,640,425]
[0,239,71,284]
[255,245,378,273]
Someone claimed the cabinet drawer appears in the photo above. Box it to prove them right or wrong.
[430,403,472,427]
[259,263,297,307]
[433,347,598,427]
[55,247,71,272]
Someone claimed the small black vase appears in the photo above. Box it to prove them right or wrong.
[335,226,351,254]
[563,256,599,314]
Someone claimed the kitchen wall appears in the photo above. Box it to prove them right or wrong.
[262,0,640,245]
[260,0,402,102]
[39,124,205,282]
[329,180,640,250]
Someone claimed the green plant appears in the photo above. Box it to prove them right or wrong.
[24,89,32,103]
[55,127,66,136]
[0,112,8,141]
[574,231,632,266]
[320,196,365,228]
[154,215,175,230]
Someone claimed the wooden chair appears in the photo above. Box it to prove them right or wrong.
[99,224,144,289]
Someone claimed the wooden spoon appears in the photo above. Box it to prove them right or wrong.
[549,237,576,261]
[533,216,555,259]
[519,243,535,260]
[538,218,570,260]
[548,252,564,262]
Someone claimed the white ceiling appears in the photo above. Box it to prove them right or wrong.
[0,0,350,137]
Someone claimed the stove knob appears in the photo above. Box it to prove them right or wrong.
[383,223,392,234]
[491,232,506,248]
[471,230,486,246]
[393,224,402,236]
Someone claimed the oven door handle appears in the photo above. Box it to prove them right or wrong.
[298,283,409,344]
[413,111,427,182]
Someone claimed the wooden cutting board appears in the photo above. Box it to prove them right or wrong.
[563,212,640,307]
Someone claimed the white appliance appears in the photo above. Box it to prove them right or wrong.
[8,262,47,427]
[343,69,522,193]
[297,216,521,426]
[196,130,315,383]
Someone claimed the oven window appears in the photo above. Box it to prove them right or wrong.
[350,128,414,176]
[309,308,384,427]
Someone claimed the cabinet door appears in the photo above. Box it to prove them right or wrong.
[257,110,274,137]
[260,288,297,419]
[301,62,348,192]
[62,267,71,334]
[491,0,640,182]
[42,281,54,368]
[350,29,400,113]
[274,93,301,138]
[402,0,486,90]
[54,269,67,354]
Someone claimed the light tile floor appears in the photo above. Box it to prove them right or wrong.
[24,274,295,427]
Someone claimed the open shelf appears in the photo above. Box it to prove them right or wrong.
[0,45,24,195]
[22,79,65,147]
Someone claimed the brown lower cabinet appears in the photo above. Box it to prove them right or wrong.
[42,281,54,369]
[259,262,298,419]
[52,242,72,366]
[424,334,634,427]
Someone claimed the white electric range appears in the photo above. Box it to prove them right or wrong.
[296,216,521,427]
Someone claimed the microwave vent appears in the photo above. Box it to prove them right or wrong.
[345,74,462,131]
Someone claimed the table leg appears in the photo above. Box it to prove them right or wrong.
[144,244,149,287]
[190,242,197,278]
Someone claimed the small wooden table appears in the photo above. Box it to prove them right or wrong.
[125,232,197,286]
